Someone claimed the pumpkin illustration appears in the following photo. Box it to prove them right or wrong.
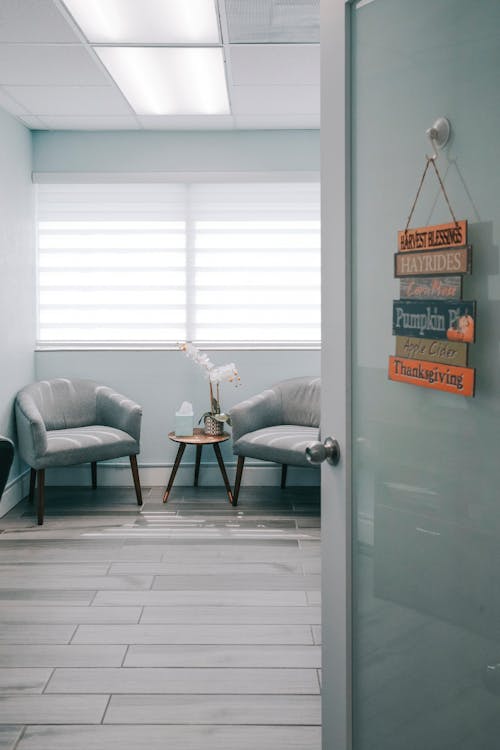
[457,313,474,342]
[447,313,474,343]
[447,327,464,341]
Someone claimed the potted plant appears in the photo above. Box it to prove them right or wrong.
[179,343,241,435]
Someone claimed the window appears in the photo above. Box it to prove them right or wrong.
[37,180,320,347]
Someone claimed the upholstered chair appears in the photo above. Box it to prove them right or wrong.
[15,378,142,525]
[0,436,14,501]
[230,376,320,505]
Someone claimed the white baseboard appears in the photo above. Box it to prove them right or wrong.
[0,471,30,518]
[43,461,320,488]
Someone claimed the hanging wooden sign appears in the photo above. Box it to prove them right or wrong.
[395,245,472,278]
[395,336,468,367]
[393,300,476,342]
[398,220,467,252]
[400,276,462,300]
[388,356,475,397]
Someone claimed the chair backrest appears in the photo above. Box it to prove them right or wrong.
[18,379,99,430]
[274,376,320,427]
[0,437,14,499]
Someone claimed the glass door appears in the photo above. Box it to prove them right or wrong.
[350,0,500,748]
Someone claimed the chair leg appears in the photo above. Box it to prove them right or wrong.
[91,461,97,489]
[232,456,245,506]
[29,468,36,504]
[281,464,288,489]
[129,455,143,506]
[37,469,45,526]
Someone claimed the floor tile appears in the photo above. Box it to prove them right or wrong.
[0,669,52,693]
[124,644,321,668]
[0,726,22,750]
[72,623,314,645]
[0,606,141,624]
[17,724,321,750]
[0,696,107,724]
[140,604,321,624]
[104,694,321,724]
[46,667,320,694]
[0,625,76,644]
[92,590,308,606]
[0,645,126,668]
[151,573,320,590]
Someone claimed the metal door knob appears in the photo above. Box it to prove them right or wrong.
[306,437,340,466]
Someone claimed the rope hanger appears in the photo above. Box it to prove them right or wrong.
[403,117,458,233]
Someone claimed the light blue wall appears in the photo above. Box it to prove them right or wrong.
[0,107,35,501]
[32,129,320,174]
[32,129,321,485]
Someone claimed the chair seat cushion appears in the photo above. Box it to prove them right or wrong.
[233,425,319,468]
[36,425,139,469]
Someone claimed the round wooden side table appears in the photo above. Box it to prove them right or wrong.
[162,427,233,504]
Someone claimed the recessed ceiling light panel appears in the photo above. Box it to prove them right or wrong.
[62,0,220,44]
[96,47,230,115]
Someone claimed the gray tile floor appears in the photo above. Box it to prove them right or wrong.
[0,482,321,749]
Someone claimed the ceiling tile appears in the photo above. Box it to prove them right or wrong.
[233,114,319,129]
[34,115,140,130]
[228,44,319,86]
[3,85,132,116]
[230,85,319,115]
[0,87,29,115]
[0,45,109,86]
[223,0,319,43]
[137,115,234,130]
[17,114,49,129]
[0,0,81,43]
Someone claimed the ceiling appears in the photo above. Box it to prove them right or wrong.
[0,0,320,131]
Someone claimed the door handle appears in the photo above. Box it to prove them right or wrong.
[306,437,341,466]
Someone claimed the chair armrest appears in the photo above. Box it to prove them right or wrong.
[96,387,142,444]
[15,395,47,467]
[230,389,282,444]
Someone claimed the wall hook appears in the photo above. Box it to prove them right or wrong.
[426,117,451,160]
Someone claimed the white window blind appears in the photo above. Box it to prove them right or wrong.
[37,181,320,347]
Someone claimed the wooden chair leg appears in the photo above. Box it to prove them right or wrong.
[29,468,36,504]
[129,455,143,506]
[37,469,45,526]
[281,464,288,489]
[91,461,97,489]
[232,455,245,506]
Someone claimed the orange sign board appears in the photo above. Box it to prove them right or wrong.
[398,220,467,252]
[388,356,475,397]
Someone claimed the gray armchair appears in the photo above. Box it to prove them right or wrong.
[230,376,320,505]
[15,378,142,525]
[0,436,14,501]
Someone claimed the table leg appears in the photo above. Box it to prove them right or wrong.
[163,443,186,503]
[213,443,233,504]
[194,444,203,487]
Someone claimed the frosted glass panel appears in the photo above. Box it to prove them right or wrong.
[351,1,500,747]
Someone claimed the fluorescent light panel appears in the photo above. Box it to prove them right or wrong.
[61,0,220,44]
[96,47,230,115]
